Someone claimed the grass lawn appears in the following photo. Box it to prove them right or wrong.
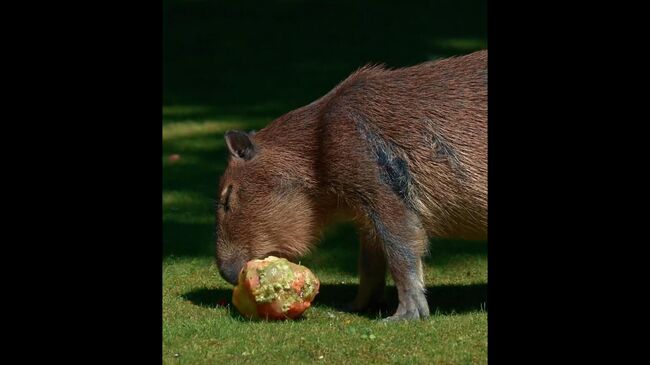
[164,1,486,363]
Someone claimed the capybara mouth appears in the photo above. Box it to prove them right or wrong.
[218,261,244,286]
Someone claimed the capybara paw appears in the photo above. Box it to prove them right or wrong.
[383,308,428,322]
[383,301,429,322]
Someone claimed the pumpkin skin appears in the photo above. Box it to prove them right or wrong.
[231,256,320,320]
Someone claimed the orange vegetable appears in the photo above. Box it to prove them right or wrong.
[231,256,320,320]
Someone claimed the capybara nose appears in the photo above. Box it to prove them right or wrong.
[218,262,242,285]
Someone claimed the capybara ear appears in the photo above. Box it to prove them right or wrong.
[225,130,257,160]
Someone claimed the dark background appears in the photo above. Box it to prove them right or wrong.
[163,0,486,120]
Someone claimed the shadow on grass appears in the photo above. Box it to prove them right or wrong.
[182,282,487,320]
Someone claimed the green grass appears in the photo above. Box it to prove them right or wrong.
[163,256,486,365]
[164,0,486,363]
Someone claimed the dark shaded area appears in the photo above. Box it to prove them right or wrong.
[163,0,487,117]
[182,282,487,319]
[163,221,214,257]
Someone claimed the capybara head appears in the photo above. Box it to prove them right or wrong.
[215,130,318,285]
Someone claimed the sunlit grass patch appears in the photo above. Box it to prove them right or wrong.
[427,38,486,61]
[163,105,213,117]
[432,38,487,52]
[163,120,251,141]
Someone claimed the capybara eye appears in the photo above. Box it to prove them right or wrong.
[220,184,233,212]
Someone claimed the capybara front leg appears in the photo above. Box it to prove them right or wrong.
[367,208,429,321]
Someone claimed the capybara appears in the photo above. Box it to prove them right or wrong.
[216,50,487,321]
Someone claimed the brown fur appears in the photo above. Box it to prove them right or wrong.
[216,50,487,320]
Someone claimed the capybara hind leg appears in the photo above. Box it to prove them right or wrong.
[346,231,387,313]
